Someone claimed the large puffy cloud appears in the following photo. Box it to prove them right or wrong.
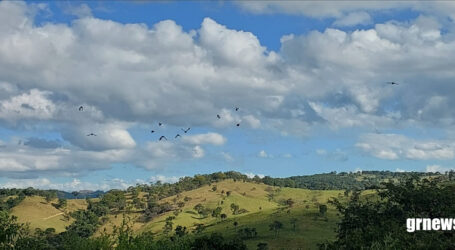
[0,131,224,177]
[60,123,136,151]
[1,1,455,178]
[356,133,455,160]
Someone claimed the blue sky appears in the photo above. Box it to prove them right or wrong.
[1,1,455,191]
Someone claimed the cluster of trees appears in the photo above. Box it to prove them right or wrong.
[0,210,248,249]
[0,188,59,211]
[320,175,455,249]
[259,170,446,190]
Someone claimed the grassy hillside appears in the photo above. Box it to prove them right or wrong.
[11,196,87,233]
[93,180,345,249]
[7,179,368,249]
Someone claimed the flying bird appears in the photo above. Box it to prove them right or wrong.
[86,133,97,136]
[181,128,191,133]
[79,106,83,111]
[217,114,221,119]
[159,136,167,141]
[386,81,399,85]
[158,122,163,126]
[151,130,155,133]
[236,123,240,127]
[175,134,181,138]
[235,107,239,111]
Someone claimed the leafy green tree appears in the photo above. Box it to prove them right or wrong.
[193,223,205,234]
[177,201,185,208]
[257,242,268,250]
[230,203,239,215]
[44,192,56,203]
[57,198,67,209]
[174,225,187,237]
[212,206,222,218]
[0,211,27,248]
[194,203,204,214]
[269,220,283,238]
[237,227,257,239]
[322,175,455,249]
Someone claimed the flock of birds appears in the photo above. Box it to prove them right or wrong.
[80,82,399,140]
[80,105,241,141]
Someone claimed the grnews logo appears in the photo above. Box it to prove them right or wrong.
[407,218,455,232]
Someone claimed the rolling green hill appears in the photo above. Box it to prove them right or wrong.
[92,179,346,249]
[10,196,87,233]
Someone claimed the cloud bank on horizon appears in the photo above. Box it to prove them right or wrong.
[0,1,455,190]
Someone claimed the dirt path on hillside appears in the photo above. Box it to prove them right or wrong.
[43,212,64,220]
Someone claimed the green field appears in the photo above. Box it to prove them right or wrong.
[7,180,365,249]
[10,196,87,233]
[94,180,346,249]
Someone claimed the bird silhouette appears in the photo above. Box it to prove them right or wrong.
[235,107,239,111]
[86,133,97,136]
[217,114,221,119]
[236,123,240,127]
[175,134,181,138]
[158,122,163,126]
[159,136,167,141]
[181,128,190,133]
[386,81,399,85]
[79,106,83,111]
[151,130,155,133]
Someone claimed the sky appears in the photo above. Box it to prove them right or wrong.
[1,0,455,191]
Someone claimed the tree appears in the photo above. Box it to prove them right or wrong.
[285,198,295,207]
[212,186,217,192]
[57,198,67,209]
[257,242,268,250]
[237,227,257,239]
[212,207,222,218]
[233,221,238,228]
[162,216,175,235]
[322,175,455,249]
[44,192,56,203]
[269,220,283,238]
[194,203,204,214]
[174,225,187,237]
[290,218,298,231]
[0,211,27,247]
[220,213,227,220]
[230,203,239,215]
[193,223,205,234]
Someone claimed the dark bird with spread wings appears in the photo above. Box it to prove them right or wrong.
[86,133,96,136]
[386,81,399,85]
[217,114,221,119]
[235,107,239,111]
[158,122,163,126]
[181,128,190,133]
[151,130,155,133]
[79,106,83,111]
[175,134,181,138]
[159,136,167,141]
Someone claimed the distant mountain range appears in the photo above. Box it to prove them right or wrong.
[56,190,105,199]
